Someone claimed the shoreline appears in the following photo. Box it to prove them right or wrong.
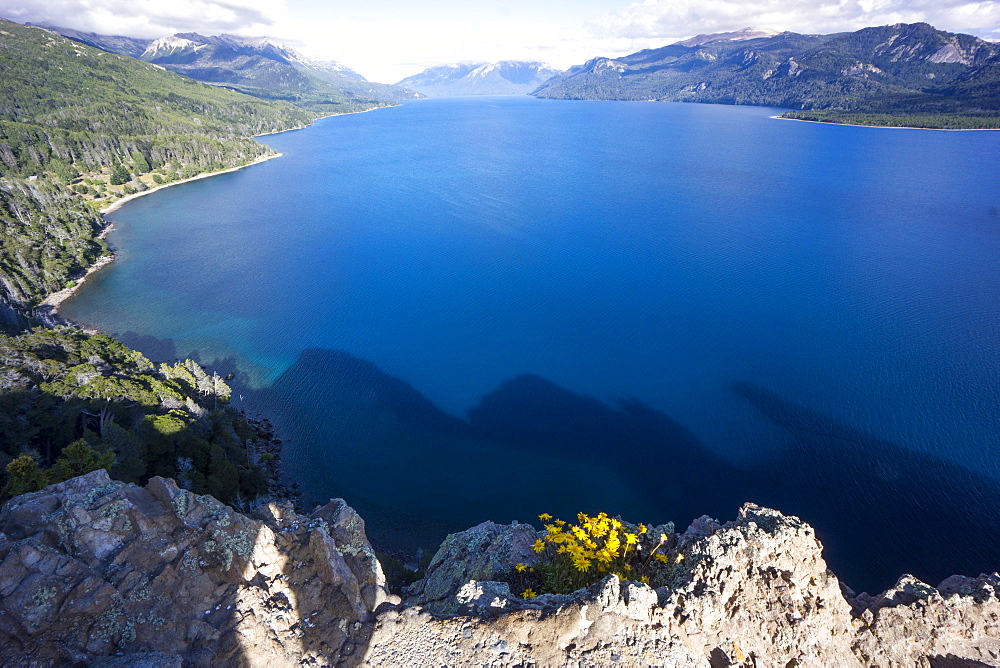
[771,114,1000,131]
[35,223,117,328]
[43,103,397,326]
[253,103,393,139]
[99,152,283,215]
[36,152,285,326]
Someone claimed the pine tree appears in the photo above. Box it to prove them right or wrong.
[109,164,131,185]
[52,438,115,482]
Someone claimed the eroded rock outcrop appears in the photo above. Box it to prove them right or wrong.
[0,470,387,665]
[0,474,998,666]
[372,504,1000,666]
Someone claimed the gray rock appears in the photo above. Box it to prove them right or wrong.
[403,519,540,614]
[3,475,1000,666]
[365,503,1000,666]
[311,497,389,612]
[0,472,383,665]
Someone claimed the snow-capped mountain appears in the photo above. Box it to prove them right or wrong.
[396,61,561,96]
[46,27,421,109]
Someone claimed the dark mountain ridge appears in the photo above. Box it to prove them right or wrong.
[534,23,1000,127]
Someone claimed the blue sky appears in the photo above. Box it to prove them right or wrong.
[2,0,999,82]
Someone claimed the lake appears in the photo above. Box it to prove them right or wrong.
[60,97,1000,592]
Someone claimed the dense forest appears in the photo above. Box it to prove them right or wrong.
[780,110,1000,129]
[0,19,313,178]
[0,327,275,502]
[0,178,106,310]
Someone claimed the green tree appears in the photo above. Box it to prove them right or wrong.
[48,158,77,183]
[52,438,115,482]
[130,150,150,174]
[109,164,130,185]
[3,453,50,498]
[52,438,115,481]
[103,421,147,483]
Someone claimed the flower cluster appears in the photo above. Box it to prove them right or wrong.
[521,512,682,596]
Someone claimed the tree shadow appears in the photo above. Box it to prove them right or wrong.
[113,330,180,363]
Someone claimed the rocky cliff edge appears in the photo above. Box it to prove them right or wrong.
[0,471,998,666]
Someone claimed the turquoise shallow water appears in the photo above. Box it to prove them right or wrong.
[61,98,1000,591]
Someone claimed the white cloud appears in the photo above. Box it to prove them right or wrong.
[3,0,996,85]
[276,17,586,84]
[0,0,286,38]
[590,0,1000,42]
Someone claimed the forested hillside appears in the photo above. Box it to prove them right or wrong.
[0,327,276,502]
[0,21,313,502]
[0,19,312,179]
[0,18,314,322]
[0,178,106,311]
[534,23,1000,127]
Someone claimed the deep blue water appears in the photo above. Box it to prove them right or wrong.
[61,97,1000,591]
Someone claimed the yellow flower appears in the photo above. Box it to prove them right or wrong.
[638,524,648,534]
[532,539,545,553]
[625,533,638,545]
[538,513,553,522]
[521,588,538,599]
[654,553,669,564]
[659,533,668,543]
[640,576,651,585]
[515,563,527,572]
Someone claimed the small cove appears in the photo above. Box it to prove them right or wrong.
[60,97,1000,592]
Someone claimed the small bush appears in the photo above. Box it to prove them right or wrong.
[514,512,685,597]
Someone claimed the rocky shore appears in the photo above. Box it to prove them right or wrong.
[0,471,997,666]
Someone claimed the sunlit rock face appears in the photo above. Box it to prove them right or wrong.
[379,504,1000,666]
[1,474,999,666]
[0,471,386,665]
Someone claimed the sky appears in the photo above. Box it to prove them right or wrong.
[2,0,999,83]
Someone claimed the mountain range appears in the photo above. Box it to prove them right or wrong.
[43,26,421,113]
[534,23,1000,127]
[397,61,561,97]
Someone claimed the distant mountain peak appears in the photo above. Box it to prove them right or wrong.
[677,27,780,47]
[397,60,561,97]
